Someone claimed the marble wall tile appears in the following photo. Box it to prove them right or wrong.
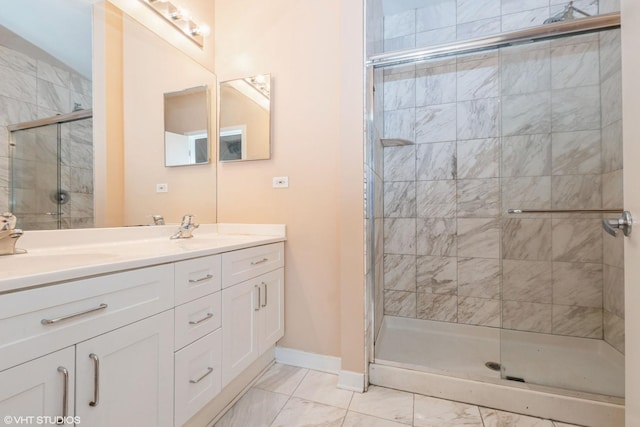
[550,0,599,16]
[603,228,624,269]
[501,8,549,32]
[457,218,500,258]
[69,140,93,169]
[12,158,37,189]
[0,96,38,127]
[550,41,600,90]
[416,180,456,217]
[416,142,456,180]
[457,138,499,179]
[414,394,483,427]
[500,44,551,96]
[416,104,457,143]
[501,134,551,177]
[37,61,70,88]
[69,92,92,112]
[384,70,415,111]
[69,119,93,145]
[502,176,551,213]
[604,310,625,354]
[552,262,603,308]
[0,187,8,213]
[384,10,415,39]
[417,218,457,256]
[70,168,93,194]
[501,0,548,15]
[0,45,36,75]
[417,0,457,32]
[502,260,552,303]
[384,182,416,218]
[375,173,384,219]
[599,0,620,13]
[384,290,417,318]
[37,79,70,113]
[416,62,457,107]
[0,157,8,188]
[602,170,623,209]
[384,36,416,52]
[458,257,500,299]
[552,219,602,263]
[70,193,94,217]
[384,218,416,255]
[417,256,457,294]
[456,0,501,24]
[384,146,415,181]
[502,218,552,261]
[457,57,499,101]
[456,178,500,217]
[416,27,457,48]
[502,301,552,333]
[552,305,602,338]
[70,73,92,96]
[458,296,500,327]
[602,120,623,173]
[384,109,415,142]
[417,293,458,322]
[604,264,624,318]
[551,130,601,175]
[0,65,37,104]
[550,32,599,49]
[457,18,501,41]
[550,175,601,210]
[457,98,500,140]
[502,92,551,136]
[384,255,417,292]
[551,86,601,132]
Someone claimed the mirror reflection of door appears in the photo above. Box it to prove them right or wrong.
[164,85,210,167]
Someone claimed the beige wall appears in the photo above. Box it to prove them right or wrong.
[215,0,365,371]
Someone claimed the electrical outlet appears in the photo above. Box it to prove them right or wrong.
[272,176,289,188]
[156,183,168,193]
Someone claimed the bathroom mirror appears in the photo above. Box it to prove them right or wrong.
[164,85,210,167]
[219,74,271,162]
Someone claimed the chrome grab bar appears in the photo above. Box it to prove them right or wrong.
[508,208,624,214]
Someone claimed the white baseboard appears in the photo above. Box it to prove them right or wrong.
[338,370,365,393]
[274,346,341,374]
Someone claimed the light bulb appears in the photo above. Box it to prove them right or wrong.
[192,24,210,37]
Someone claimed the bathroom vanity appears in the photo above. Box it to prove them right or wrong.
[0,224,285,426]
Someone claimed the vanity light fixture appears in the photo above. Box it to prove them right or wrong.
[140,0,209,47]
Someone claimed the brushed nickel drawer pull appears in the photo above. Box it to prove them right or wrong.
[41,304,108,325]
[57,366,69,424]
[189,274,213,283]
[189,367,214,384]
[89,353,100,407]
[189,313,214,325]
[250,258,268,265]
[255,285,261,311]
[261,282,268,308]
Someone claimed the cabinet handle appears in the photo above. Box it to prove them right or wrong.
[254,285,261,311]
[41,303,108,325]
[261,282,268,308]
[188,312,214,325]
[89,353,100,407]
[189,274,213,283]
[251,258,268,265]
[57,367,69,424]
[189,367,214,384]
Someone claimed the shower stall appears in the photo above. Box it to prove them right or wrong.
[9,109,94,230]
[364,1,625,425]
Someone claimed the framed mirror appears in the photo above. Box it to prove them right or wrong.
[164,85,210,167]
[219,74,271,162]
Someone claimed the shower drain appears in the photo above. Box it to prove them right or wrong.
[485,361,502,371]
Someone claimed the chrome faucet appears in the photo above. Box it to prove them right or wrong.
[0,213,25,255]
[150,214,165,225]
[170,214,199,239]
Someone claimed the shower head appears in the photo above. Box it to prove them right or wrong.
[543,1,591,24]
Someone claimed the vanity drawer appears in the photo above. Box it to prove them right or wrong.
[0,264,174,372]
[174,292,221,350]
[174,329,222,427]
[221,242,284,288]
[175,255,222,305]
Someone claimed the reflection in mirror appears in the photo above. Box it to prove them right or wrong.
[164,85,210,167]
[219,74,271,162]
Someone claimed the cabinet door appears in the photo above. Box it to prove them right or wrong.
[221,280,259,386]
[0,347,75,425]
[258,268,284,353]
[75,311,174,427]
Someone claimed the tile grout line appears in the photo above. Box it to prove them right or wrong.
[267,367,310,427]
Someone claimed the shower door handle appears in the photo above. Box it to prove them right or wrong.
[602,211,633,237]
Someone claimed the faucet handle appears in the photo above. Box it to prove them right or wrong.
[1,213,16,230]
[148,214,165,225]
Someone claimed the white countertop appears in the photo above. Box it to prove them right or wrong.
[0,223,286,295]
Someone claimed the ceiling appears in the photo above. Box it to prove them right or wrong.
[0,0,99,78]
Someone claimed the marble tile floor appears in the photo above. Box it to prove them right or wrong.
[213,363,583,427]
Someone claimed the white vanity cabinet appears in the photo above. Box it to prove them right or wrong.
[221,243,284,386]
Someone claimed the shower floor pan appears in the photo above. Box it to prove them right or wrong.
[374,315,624,398]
